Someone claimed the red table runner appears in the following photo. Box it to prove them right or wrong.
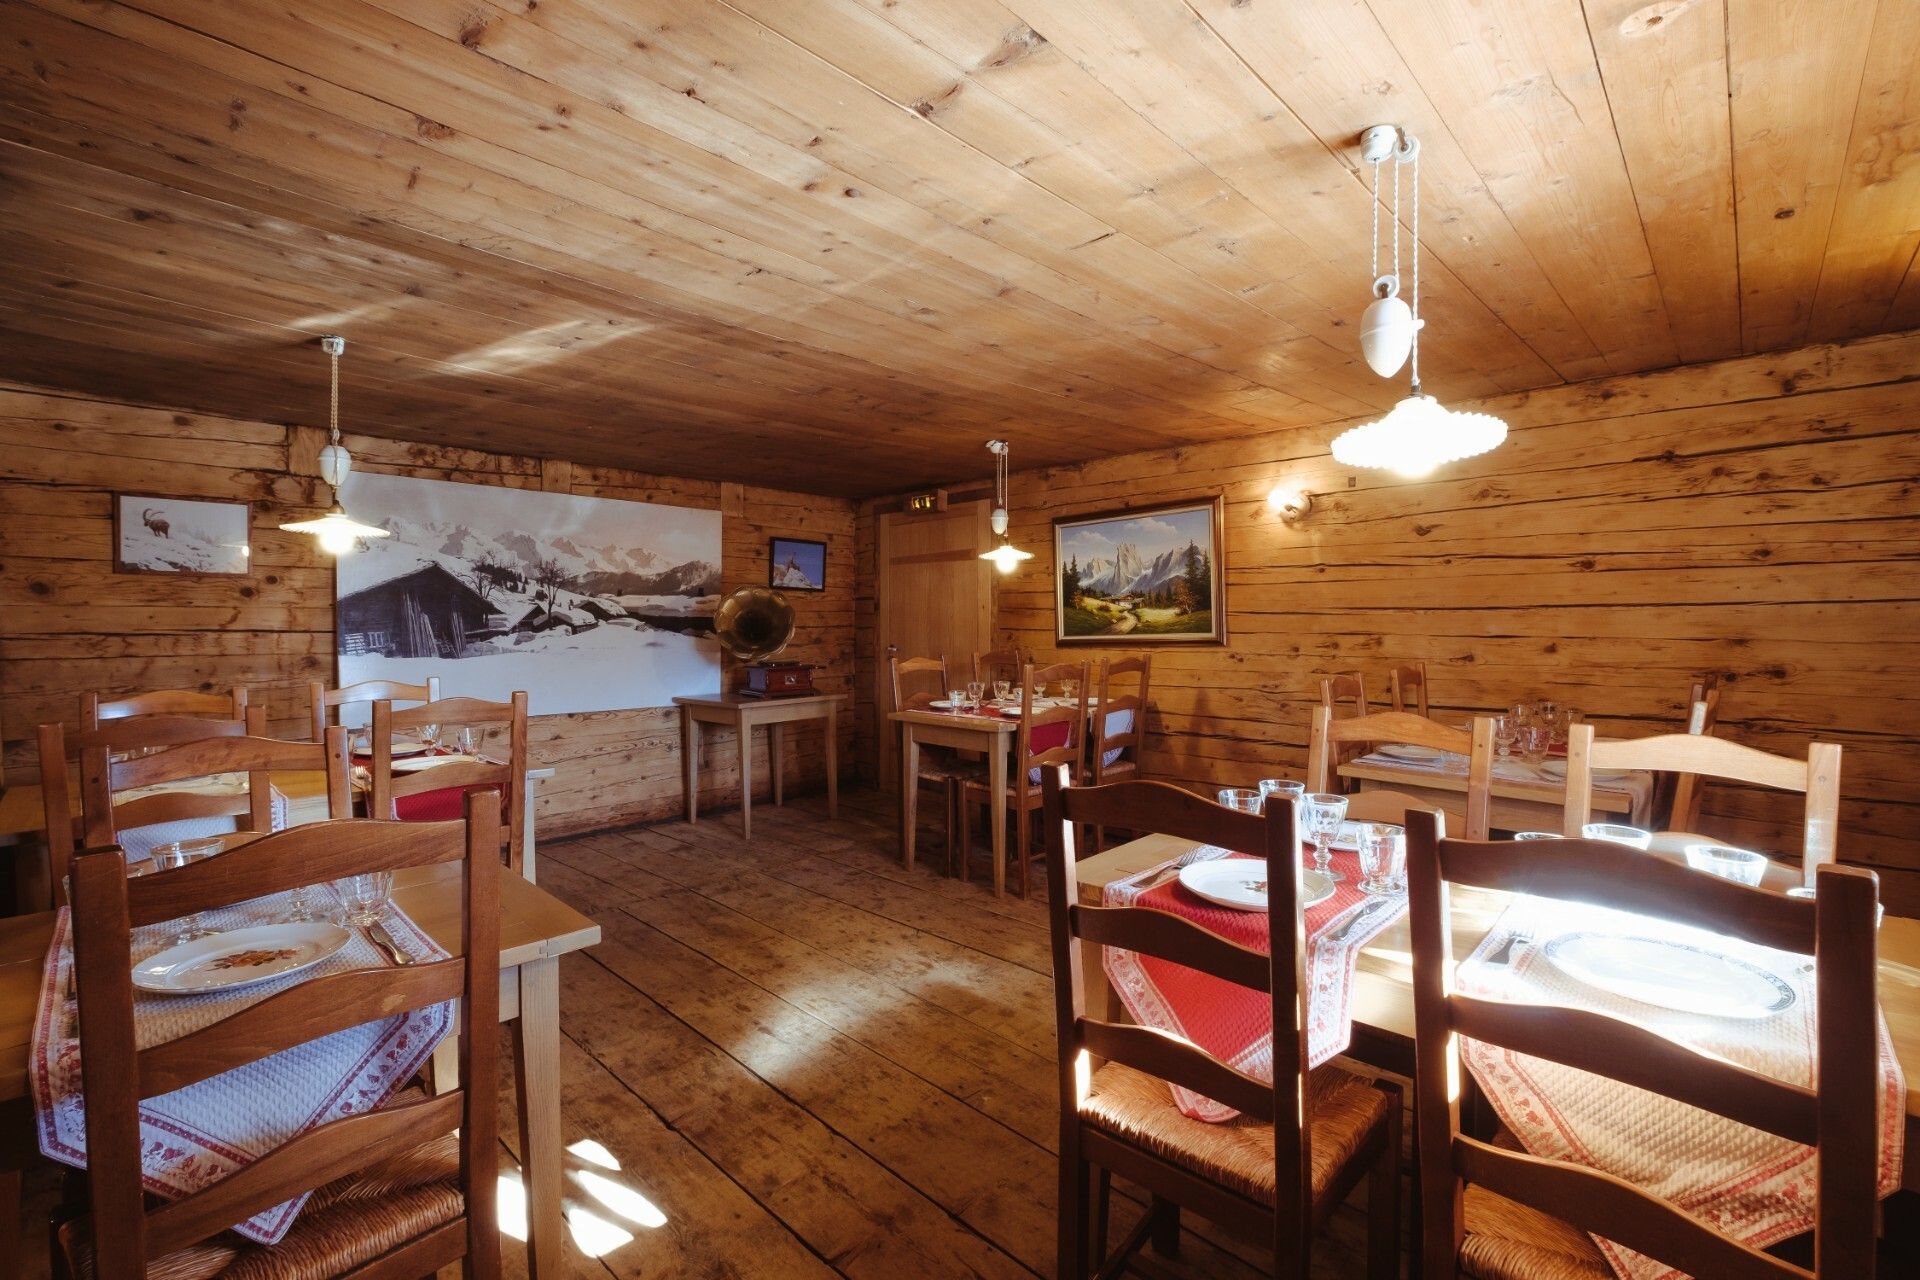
[1101,844,1405,1122]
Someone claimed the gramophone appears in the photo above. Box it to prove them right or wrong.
[713,587,816,697]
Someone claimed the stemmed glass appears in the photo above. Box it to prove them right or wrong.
[152,836,223,943]
[993,679,1012,704]
[1491,714,1517,761]
[1304,792,1349,882]
[966,681,985,710]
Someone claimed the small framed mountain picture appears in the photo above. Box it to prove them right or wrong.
[1054,496,1225,645]
[768,537,827,592]
[114,494,252,575]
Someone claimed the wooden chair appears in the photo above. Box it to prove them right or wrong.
[1040,772,1400,1278]
[1387,662,1428,718]
[82,687,248,732]
[372,693,529,876]
[60,797,502,1280]
[1651,690,1728,832]
[960,661,1088,898]
[1304,708,1494,839]
[1404,810,1880,1279]
[36,708,322,908]
[1317,674,1370,786]
[1319,672,1367,718]
[889,655,971,871]
[1562,723,1841,886]
[1086,656,1152,853]
[311,676,442,742]
[972,647,1026,691]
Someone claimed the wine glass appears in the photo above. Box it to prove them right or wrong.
[1304,793,1349,882]
[1490,714,1517,761]
[993,679,1012,704]
[152,836,223,943]
[1062,677,1080,701]
[966,681,985,710]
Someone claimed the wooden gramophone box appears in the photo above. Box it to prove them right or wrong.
[743,662,817,698]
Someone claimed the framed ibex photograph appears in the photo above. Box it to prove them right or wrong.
[113,494,253,575]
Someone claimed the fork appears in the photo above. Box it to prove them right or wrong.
[1487,927,1534,967]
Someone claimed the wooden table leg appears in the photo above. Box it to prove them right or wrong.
[521,776,540,883]
[989,734,1008,898]
[515,957,563,1280]
[825,702,839,820]
[682,706,700,824]
[739,719,754,841]
[901,724,919,870]
[770,722,785,807]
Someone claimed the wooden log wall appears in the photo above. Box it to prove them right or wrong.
[0,382,855,838]
[856,329,1920,912]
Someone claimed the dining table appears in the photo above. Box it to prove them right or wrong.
[0,856,600,1279]
[0,760,558,907]
[1075,831,1920,1194]
[1338,745,1653,831]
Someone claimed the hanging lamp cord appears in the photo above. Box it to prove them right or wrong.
[1406,140,1421,395]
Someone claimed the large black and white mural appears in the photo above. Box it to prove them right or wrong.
[333,473,722,714]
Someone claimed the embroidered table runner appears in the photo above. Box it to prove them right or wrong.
[1459,898,1905,1280]
[1102,842,1405,1122]
[31,893,452,1244]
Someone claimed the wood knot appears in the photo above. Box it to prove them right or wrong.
[459,18,488,48]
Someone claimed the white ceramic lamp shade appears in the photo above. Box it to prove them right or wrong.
[1360,288,1416,378]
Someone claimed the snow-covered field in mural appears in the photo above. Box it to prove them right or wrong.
[334,473,723,715]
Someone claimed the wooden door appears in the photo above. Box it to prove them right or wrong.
[875,500,994,791]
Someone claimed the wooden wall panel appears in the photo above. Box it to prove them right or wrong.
[0,383,856,838]
[855,330,1920,912]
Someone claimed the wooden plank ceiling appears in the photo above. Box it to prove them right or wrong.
[1,0,1915,497]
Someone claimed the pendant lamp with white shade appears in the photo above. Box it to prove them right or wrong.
[978,439,1034,574]
[1335,126,1507,479]
[279,336,391,555]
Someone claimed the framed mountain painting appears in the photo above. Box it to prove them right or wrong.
[1053,496,1225,645]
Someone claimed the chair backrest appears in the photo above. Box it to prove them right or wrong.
[1304,708,1493,840]
[1319,672,1367,717]
[972,647,1025,690]
[1404,811,1879,1280]
[68,798,501,1279]
[39,709,333,908]
[1341,787,1468,836]
[1091,655,1152,785]
[311,676,442,742]
[1650,687,1723,830]
[889,655,950,714]
[1041,771,1316,1266]
[1017,662,1088,794]
[1562,723,1841,884]
[372,693,529,875]
[1387,662,1428,718]
[82,687,248,731]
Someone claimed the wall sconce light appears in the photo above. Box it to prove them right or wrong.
[1267,486,1313,525]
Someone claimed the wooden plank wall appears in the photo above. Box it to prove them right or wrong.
[856,330,1920,912]
[0,382,855,838]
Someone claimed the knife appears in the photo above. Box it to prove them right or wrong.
[367,920,414,966]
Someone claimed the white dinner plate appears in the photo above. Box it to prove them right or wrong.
[133,923,350,996]
[391,753,481,774]
[1178,861,1336,913]
[1543,932,1795,1020]
[1376,743,1444,763]
[387,740,432,758]
[1537,758,1635,781]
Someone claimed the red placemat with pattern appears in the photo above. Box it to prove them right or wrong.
[1102,844,1404,1122]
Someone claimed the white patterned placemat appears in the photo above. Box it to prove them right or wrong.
[32,892,451,1244]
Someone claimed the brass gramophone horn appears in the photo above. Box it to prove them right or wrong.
[712,587,795,662]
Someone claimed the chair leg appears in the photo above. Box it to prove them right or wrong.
[1149,1195,1180,1256]
[957,787,971,883]
[1092,1168,1112,1268]
[1058,1142,1093,1279]
[1016,805,1032,899]
[1368,1089,1404,1280]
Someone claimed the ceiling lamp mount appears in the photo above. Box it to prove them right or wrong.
[1335,124,1507,479]
[279,335,391,555]
[979,439,1034,574]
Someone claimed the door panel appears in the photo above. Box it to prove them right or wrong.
[876,500,993,791]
